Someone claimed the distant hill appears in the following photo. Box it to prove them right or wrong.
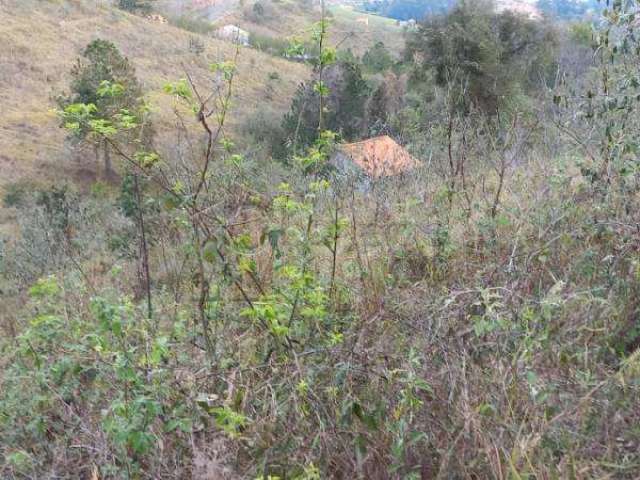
[360,0,600,20]
[537,0,600,18]
[361,0,454,21]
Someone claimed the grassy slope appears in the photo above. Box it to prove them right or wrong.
[206,0,405,56]
[0,0,309,225]
[329,4,405,55]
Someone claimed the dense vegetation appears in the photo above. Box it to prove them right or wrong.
[1,0,640,479]
[405,2,558,114]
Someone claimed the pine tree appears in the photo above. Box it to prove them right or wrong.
[59,40,150,177]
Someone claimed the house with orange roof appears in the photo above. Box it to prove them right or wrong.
[331,135,419,179]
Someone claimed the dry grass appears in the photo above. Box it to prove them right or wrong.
[328,4,405,55]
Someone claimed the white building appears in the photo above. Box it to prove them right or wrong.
[214,24,250,46]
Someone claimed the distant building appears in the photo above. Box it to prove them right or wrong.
[331,135,419,179]
[215,24,250,46]
[398,19,417,29]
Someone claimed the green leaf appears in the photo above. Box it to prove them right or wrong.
[128,430,153,454]
[134,151,160,169]
[320,48,337,67]
[163,79,192,100]
[313,81,330,97]
[29,276,60,298]
[97,80,125,97]
[89,119,117,136]
[210,61,236,81]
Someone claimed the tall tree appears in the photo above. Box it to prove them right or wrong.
[283,60,370,152]
[405,0,557,114]
[59,39,149,177]
[362,41,394,73]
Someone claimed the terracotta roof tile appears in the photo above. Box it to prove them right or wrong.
[340,135,419,178]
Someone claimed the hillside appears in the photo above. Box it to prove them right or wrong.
[0,0,309,226]
[164,0,405,56]
[1,0,640,479]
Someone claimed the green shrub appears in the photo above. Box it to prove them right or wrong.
[2,180,37,208]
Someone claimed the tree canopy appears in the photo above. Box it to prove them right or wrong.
[405,0,557,113]
[282,60,370,151]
